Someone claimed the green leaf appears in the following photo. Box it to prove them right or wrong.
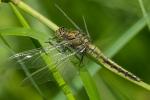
[80,68,101,100]
[0,27,48,42]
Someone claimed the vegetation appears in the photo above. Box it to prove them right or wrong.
[0,0,150,100]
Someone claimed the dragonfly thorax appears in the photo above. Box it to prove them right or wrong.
[56,27,79,39]
[56,27,90,51]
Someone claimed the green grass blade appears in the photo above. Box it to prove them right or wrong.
[79,68,101,100]
[42,55,76,100]
[0,35,11,48]
[138,0,150,30]
[104,18,146,57]
[10,3,30,28]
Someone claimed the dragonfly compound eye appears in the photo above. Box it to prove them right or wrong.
[59,27,66,35]
[56,27,66,38]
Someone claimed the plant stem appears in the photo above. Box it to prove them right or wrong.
[11,0,59,31]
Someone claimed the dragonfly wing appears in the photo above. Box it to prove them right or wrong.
[20,67,55,86]
[8,42,68,69]
[21,49,78,86]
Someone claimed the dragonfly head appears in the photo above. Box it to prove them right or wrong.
[56,27,67,39]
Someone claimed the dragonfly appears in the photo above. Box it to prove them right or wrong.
[54,4,141,82]
[9,4,141,87]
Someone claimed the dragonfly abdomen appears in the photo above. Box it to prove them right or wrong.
[86,44,141,82]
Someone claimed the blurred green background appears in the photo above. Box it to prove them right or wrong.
[0,0,150,100]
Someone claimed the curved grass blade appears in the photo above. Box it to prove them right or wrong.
[0,27,48,41]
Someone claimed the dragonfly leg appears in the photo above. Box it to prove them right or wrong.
[78,51,85,67]
[74,45,86,67]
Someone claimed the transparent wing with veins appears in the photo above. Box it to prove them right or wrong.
[21,48,80,86]
[22,47,85,86]
[9,40,81,86]
[9,41,68,62]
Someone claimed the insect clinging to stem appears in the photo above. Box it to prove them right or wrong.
[9,4,142,87]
